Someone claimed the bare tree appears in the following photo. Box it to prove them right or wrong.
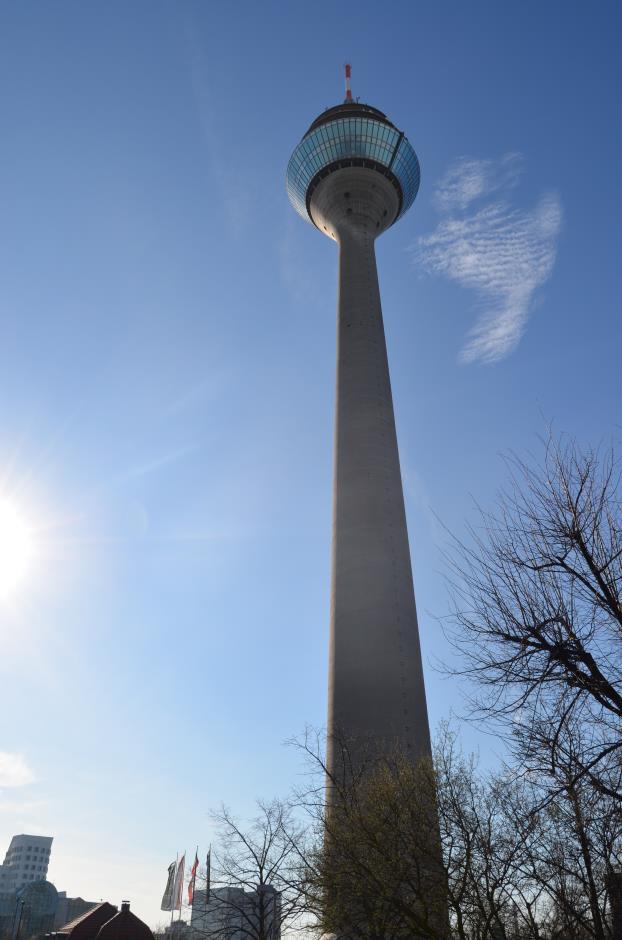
[435,722,622,939]
[292,729,448,940]
[192,798,305,940]
[434,723,521,939]
[502,725,622,940]
[445,434,622,803]
[196,722,621,939]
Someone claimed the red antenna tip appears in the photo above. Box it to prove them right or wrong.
[344,63,353,102]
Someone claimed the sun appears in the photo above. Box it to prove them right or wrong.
[0,499,34,599]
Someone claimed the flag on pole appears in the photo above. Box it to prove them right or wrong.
[160,861,176,911]
[188,850,199,906]
[205,848,211,904]
[173,853,185,911]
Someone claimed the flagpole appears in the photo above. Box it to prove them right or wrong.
[207,843,211,905]
[179,849,186,922]
[188,845,199,923]
[170,853,178,929]
[194,845,199,905]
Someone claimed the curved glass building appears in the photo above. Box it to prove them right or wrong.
[286,101,420,226]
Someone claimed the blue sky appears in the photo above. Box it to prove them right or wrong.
[0,0,620,928]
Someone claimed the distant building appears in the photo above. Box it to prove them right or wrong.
[0,879,59,938]
[92,900,154,940]
[608,871,622,938]
[55,893,100,929]
[153,919,192,940]
[0,883,99,939]
[0,832,105,935]
[0,833,53,892]
[154,920,194,940]
[46,901,118,939]
[190,885,281,940]
[46,900,153,939]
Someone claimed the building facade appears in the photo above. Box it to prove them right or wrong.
[55,893,100,929]
[0,833,53,892]
[0,879,58,938]
[190,886,281,940]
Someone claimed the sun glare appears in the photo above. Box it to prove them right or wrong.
[0,499,33,599]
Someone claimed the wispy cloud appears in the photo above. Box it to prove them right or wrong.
[0,752,35,788]
[416,155,562,364]
[434,153,523,212]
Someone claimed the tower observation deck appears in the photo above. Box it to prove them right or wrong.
[287,102,420,232]
[287,79,432,778]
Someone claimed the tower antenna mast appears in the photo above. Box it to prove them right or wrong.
[344,63,353,102]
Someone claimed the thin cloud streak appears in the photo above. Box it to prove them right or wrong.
[416,155,562,364]
[183,19,254,238]
[125,445,199,481]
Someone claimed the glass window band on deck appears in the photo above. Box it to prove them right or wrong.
[286,117,420,223]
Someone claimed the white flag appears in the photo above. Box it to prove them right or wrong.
[173,853,186,911]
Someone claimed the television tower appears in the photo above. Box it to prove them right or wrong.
[287,69,431,776]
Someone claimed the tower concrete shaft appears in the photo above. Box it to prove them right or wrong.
[287,93,446,938]
[309,168,431,776]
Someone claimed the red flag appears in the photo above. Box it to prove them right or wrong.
[188,851,199,906]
